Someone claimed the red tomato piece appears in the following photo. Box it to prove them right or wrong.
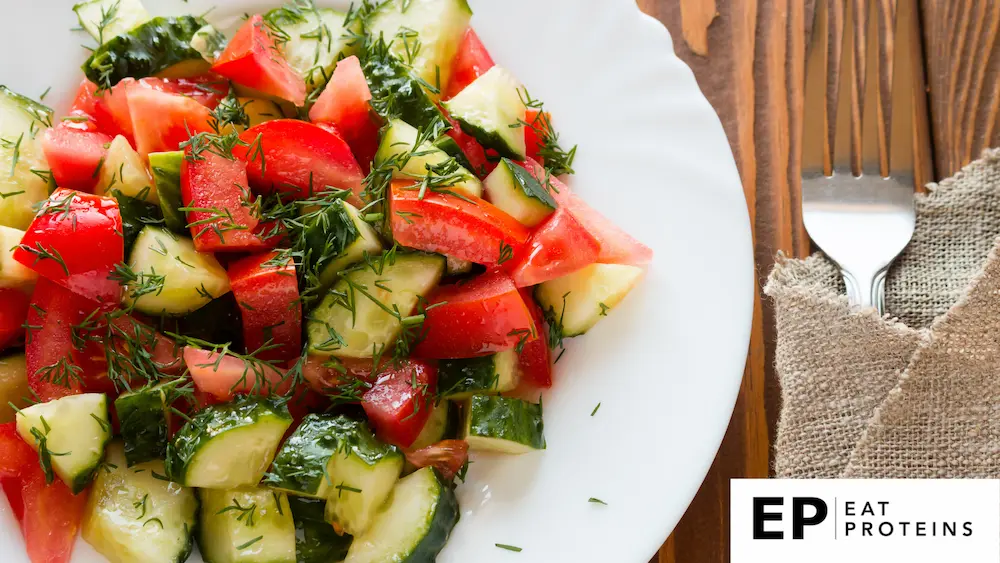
[92,76,226,143]
[41,128,112,193]
[184,347,288,401]
[20,464,88,563]
[3,479,23,523]
[523,108,549,163]
[414,272,535,359]
[524,160,653,266]
[233,119,365,205]
[362,360,437,448]
[212,15,306,107]
[510,207,601,287]
[308,56,381,173]
[181,150,268,253]
[14,189,123,305]
[127,88,213,157]
[0,423,35,479]
[443,112,494,178]
[404,440,469,480]
[107,315,185,376]
[69,80,100,117]
[516,288,552,388]
[444,28,496,100]
[302,355,375,394]
[389,181,530,266]
[227,252,302,362]
[0,288,30,352]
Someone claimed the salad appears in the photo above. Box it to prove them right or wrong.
[0,0,653,561]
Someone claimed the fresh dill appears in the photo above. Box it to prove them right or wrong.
[217,498,258,527]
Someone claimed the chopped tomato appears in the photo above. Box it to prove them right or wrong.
[0,423,35,478]
[524,159,653,266]
[212,15,306,106]
[107,315,184,376]
[233,120,365,205]
[404,440,469,480]
[302,355,375,394]
[227,252,302,362]
[20,464,88,563]
[362,360,437,448]
[510,207,600,287]
[523,108,549,163]
[69,80,100,117]
[184,347,289,401]
[127,87,213,157]
[40,128,112,192]
[0,288,31,352]
[3,479,23,523]
[92,76,225,143]
[516,288,552,388]
[308,56,381,173]
[444,113,494,178]
[181,150,269,253]
[414,272,535,359]
[13,189,123,305]
[389,181,530,266]
[444,28,496,100]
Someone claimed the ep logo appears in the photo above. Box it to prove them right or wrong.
[753,497,828,540]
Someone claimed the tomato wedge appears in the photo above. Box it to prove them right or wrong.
[181,150,269,253]
[0,288,30,352]
[14,189,123,305]
[523,108,549,164]
[302,355,375,394]
[20,464,88,563]
[69,80,100,117]
[510,207,600,287]
[93,76,225,143]
[233,119,365,204]
[443,112,493,178]
[389,181,530,266]
[128,88,213,157]
[185,347,288,400]
[516,288,552,388]
[362,360,437,448]
[212,15,306,106]
[404,440,469,480]
[41,128,112,192]
[414,272,535,359]
[0,423,35,478]
[444,28,496,100]
[308,56,381,173]
[227,252,302,362]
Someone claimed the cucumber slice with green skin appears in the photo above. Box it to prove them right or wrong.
[126,225,231,316]
[437,350,518,400]
[165,398,292,489]
[407,401,456,452]
[113,190,164,257]
[73,0,151,45]
[445,66,527,160]
[191,24,227,63]
[82,441,198,563]
[149,151,185,232]
[0,86,53,230]
[374,119,481,199]
[0,226,37,291]
[462,395,545,454]
[96,135,157,203]
[302,200,383,289]
[307,252,445,359]
[432,135,474,173]
[367,0,472,93]
[265,5,351,90]
[115,382,172,467]
[535,263,645,337]
[288,496,353,563]
[362,39,448,137]
[83,16,212,89]
[199,487,296,563]
[15,393,112,493]
[484,158,557,227]
[343,467,459,563]
[155,293,244,350]
[0,353,29,424]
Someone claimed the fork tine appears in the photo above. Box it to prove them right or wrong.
[889,0,916,180]
[832,0,855,175]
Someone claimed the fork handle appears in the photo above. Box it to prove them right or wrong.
[840,268,889,314]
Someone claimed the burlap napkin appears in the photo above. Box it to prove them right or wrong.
[765,148,1000,478]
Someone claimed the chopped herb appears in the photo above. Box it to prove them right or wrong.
[497,241,514,265]
[39,86,51,101]
[217,498,258,527]
[336,483,362,497]
[496,544,522,552]
[588,497,608,505]
[235,536,264,550]
[143,518,164,529]
[90,413,111,432]
[598,302,610,316]
[133,493,149,519]
[591,403,601,416]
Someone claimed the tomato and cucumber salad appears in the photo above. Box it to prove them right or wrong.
[0,0,652,561]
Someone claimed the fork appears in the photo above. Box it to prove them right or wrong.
[801,0,918,313]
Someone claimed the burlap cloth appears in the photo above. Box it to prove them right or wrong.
[765,148,1000,478]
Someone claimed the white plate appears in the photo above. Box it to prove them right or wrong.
[0,1,753,561]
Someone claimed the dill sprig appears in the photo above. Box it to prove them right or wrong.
[217,498,258,527]
[517,88,578,177]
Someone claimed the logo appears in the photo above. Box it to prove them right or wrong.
[752,496,827,540]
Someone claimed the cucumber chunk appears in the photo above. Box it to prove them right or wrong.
[432,135,474,174]
[374,119,481,198]
[114,382,173,466]
[344,467,459,563]
[0,354,29,424]
[445,66,527,159]
[437,350,518,400]
[362,38,448,136]
[96,136,156,202]
[265,5,352,90]
[112,190,164,256]
[126,225,231,316]
[83,15,212,88]
[462,395,545,454]
[535,263,645,337]
[149,151,185,232]
[74,0,151,45]
[0,226,37,291]
[199,487,296,563]
[367,0,472,91]
[288,496,353,563]
[307,252,445,359]
[82,441,198,563]
[165,398,292,489]
[302,200,383,289]
[191,24,227,63]
[408,400,455,452]
[0,86,53,230]
[15,393,113,493]
[484,158,556,227]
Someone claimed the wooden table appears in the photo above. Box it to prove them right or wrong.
[636,1,995,561]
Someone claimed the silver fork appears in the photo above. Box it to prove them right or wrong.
[801,0,918,313]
